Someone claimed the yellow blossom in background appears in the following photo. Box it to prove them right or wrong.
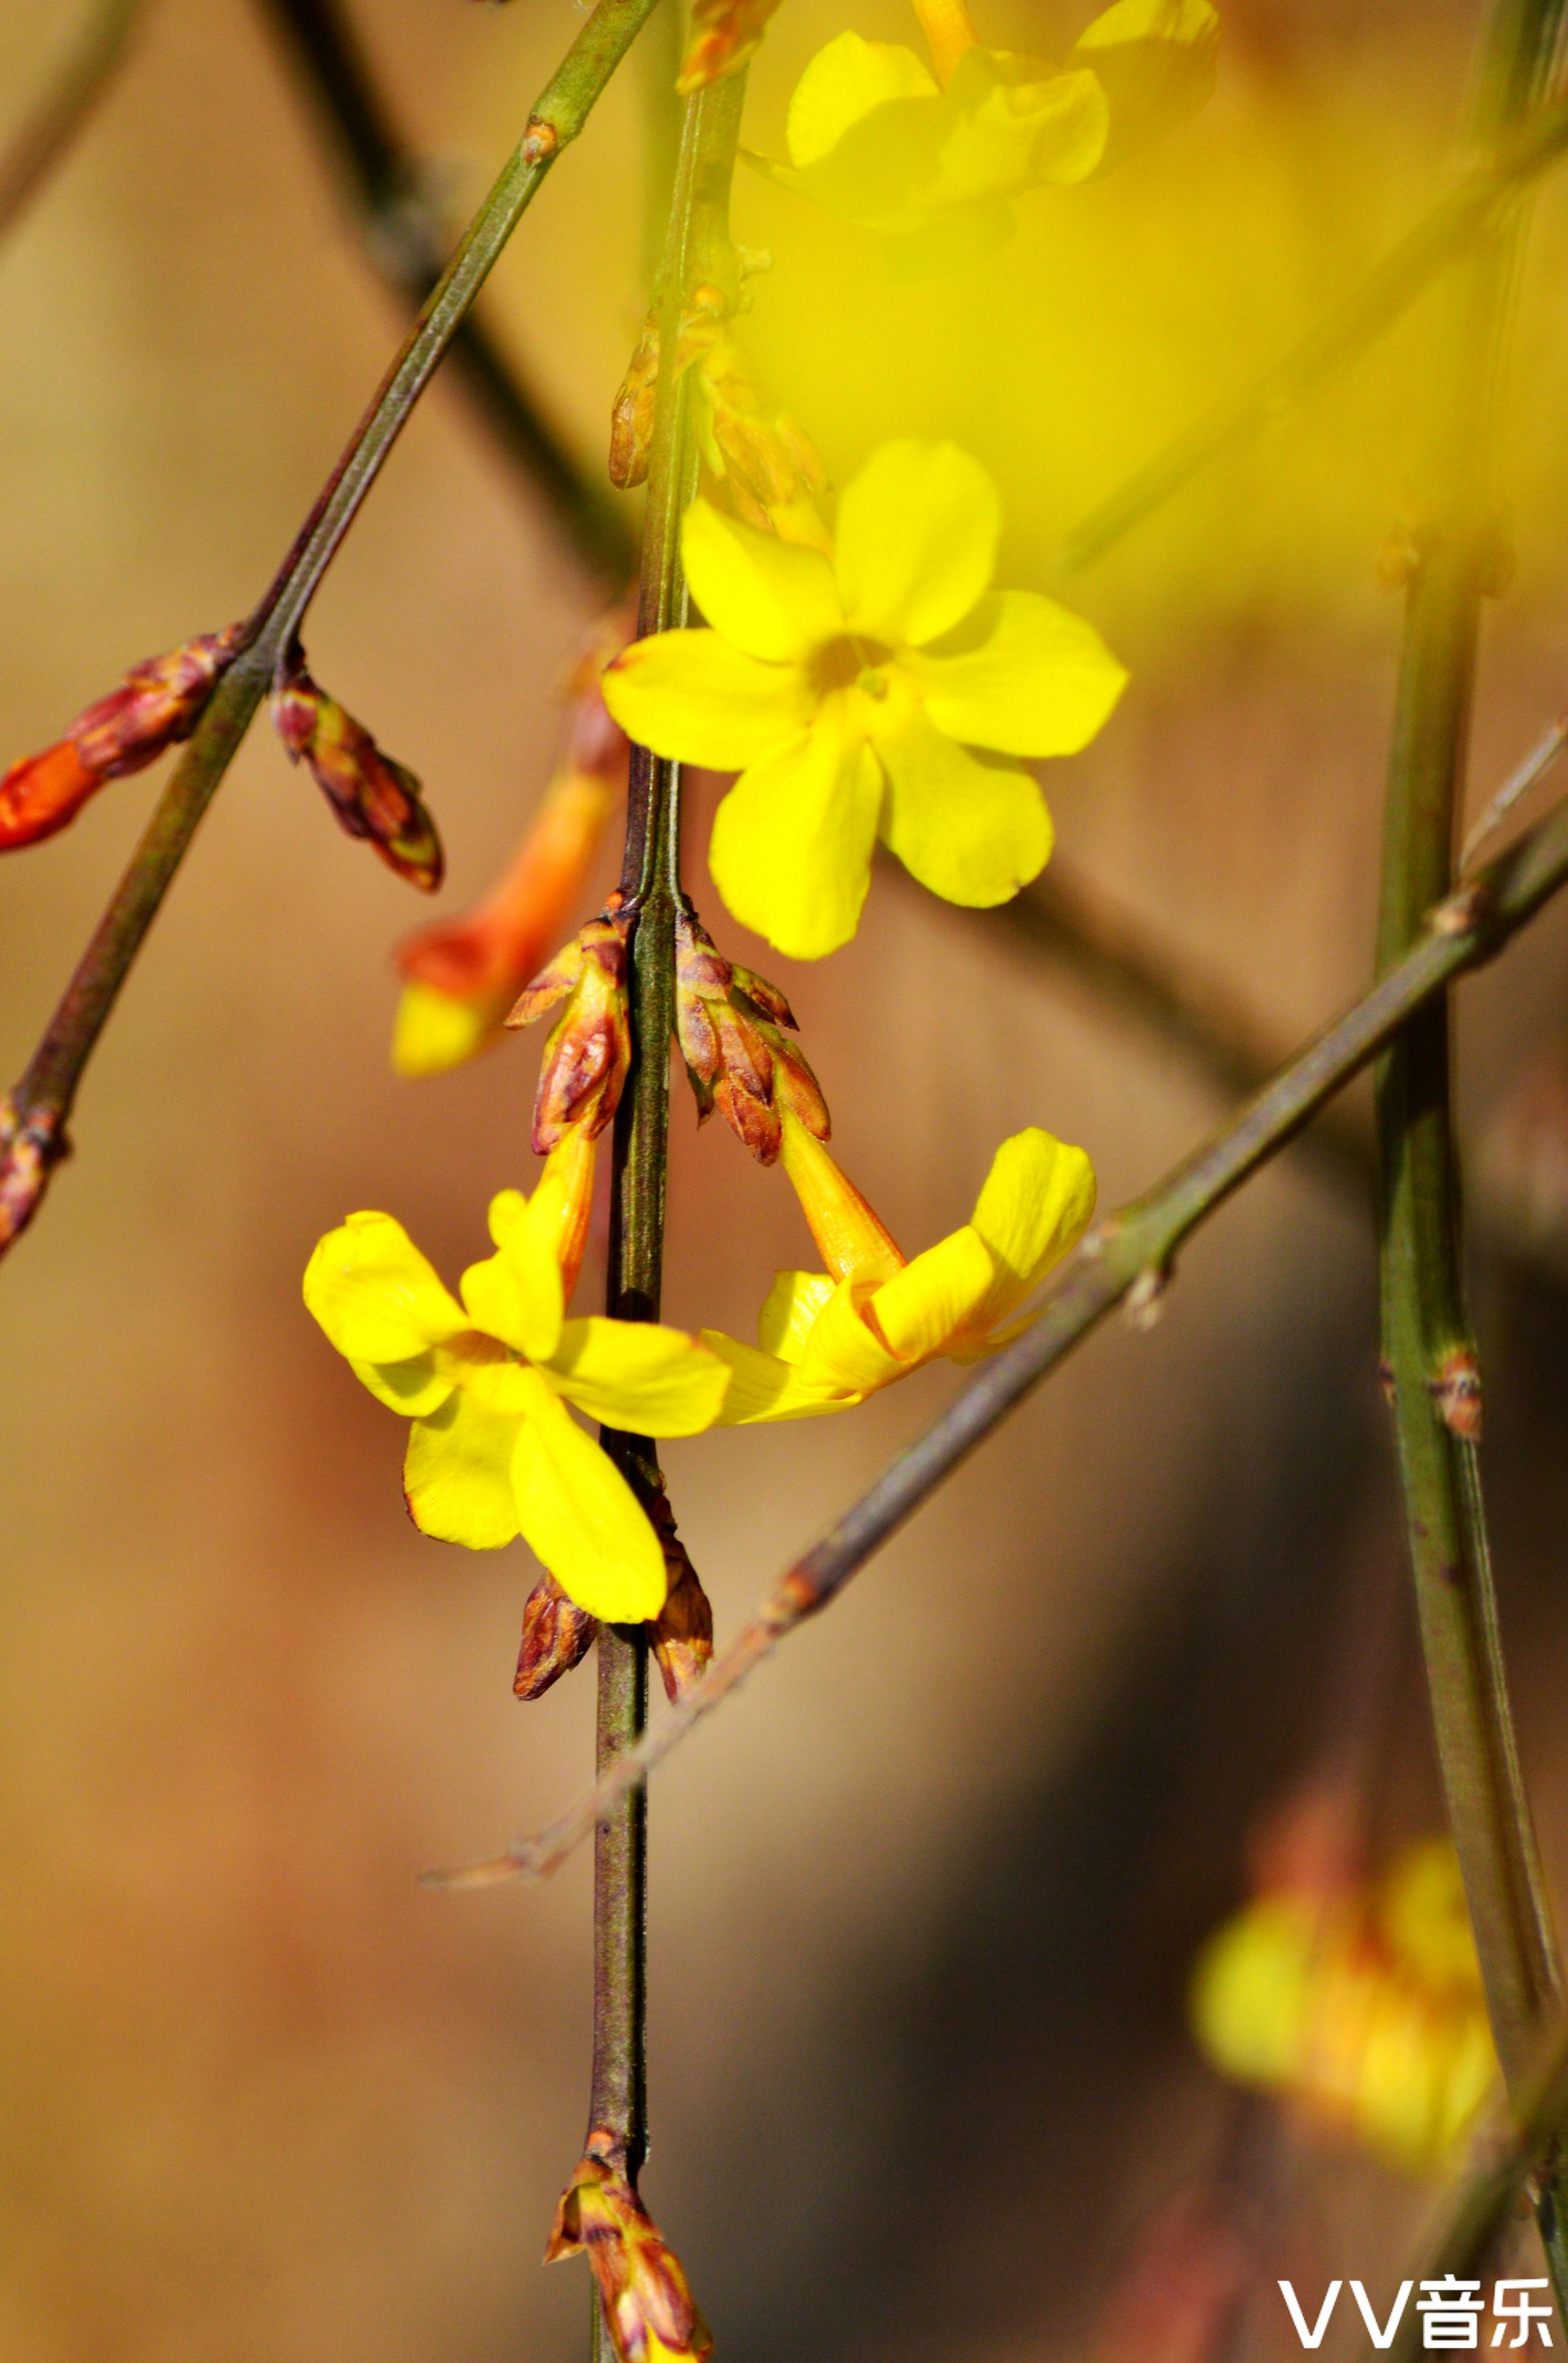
[601,442,1126,960]
[703,1122,1096,1420]
[302,1135,731,1620]
[1190,1839,1497,2178]
[752,0,1219,273]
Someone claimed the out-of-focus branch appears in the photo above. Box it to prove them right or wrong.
[0,0,142,240]
[252,0,634,587]
[0,0,665,1262]
[426,773,1568,1893]
[1057,83,1568,576]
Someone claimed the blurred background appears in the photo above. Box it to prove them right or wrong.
[4,0,1568,2355]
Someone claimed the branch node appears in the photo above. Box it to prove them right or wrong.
[1429,1347,1484,1440]
[1124,1262,1170,1332]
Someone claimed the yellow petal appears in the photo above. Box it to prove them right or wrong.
[404,1389,524,1549]
[1071,0,1219,169]
[466,1185,565,1363]
[938,53,1108,200]
[1190,1897,1317,2089]
[795,1279,906,1394]
[834,442,999,647]
[542,1318,731,1437]
[785,31,938,169]
[700,1329,859,1424]
[348,1352,452,1418]
[682,500,845,662]
[601,629,809,770]
[910,591,1128,758]
[391,980,505,1078]
[757,1269,837,1361]
[878,708,1052,907]
[710,722,884,960]
[964,1127,1097,1334]
[509,1371,667,1621]
[304,1210,466,1364]
[867,1225,998,1364]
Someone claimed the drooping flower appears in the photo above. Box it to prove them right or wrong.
[272,652,444,892]
[548,2138,714,2363]
[1190,1835,1497,2178]
[302,1133,731,1620]
[702,1122,1096,1421]
[756,0,1219,271]
[393,611,631,1077]
[0,623,244,851]
[601,441,1126,961]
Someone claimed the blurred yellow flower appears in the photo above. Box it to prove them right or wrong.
[302,1137,731,1620]
[1190,1838,1498,2178]
[754,0,1219,270]
[601,441,1126,960]
[702,1122,1096,1420]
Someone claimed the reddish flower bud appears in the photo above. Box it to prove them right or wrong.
[515,1573,600,1702]
[677,0,784,92]
[674,909,829,1164]
[0,1098,67,1257]
[691,331,830,552]
[548,2137,713,2363]
[0,623,244,853]
[646,1489,713,1703]
[609,314,661,493]
[272,654,443,893]
[508,901,633,1155]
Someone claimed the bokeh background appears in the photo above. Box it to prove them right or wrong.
[4,0,1568,2355]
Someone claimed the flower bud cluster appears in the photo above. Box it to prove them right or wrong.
[509,900,634,1154]
[0,623,244,852]
[272,653,444,892]
[675,909,829,1164]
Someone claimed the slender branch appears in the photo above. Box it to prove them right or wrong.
[251,0,633,587]
[0,0,665,1260]
[0,0,142,242]
[1374,0,1568,2311]
[1461,706,1568,865]
[424,772,1568,1892]
[1057,84,1568,577]
[588,65,747,2363]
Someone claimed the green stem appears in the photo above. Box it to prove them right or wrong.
[252,0,634,586]
[433,770,1568,1892]
[0,0,142,240]
[588,65,747,2363]
[1375,0,1568,2309]
[1058,84,1568,576]
[0,0,664,1260]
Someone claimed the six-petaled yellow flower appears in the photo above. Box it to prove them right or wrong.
[303,1140,731,1621]
[601,441,1126,961]
[702,1119,1096,1420]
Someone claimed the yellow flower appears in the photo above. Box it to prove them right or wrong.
[702,1122,1096,1421]
[1190,1839,1498,2178]
[302,1138,731,1621]
[601,442,1126,960]
[756,0,1219,270]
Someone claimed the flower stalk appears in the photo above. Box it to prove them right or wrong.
[0,0,142,242]
[1374,0,1568,2310]
[588,60,748,2363]
[0,0,663,1260]
[428,767,1568,1892]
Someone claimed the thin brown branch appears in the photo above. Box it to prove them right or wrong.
[423,772,1568,1892]
[0,0,142,242]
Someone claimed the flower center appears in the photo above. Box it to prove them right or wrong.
[809,633,894,700]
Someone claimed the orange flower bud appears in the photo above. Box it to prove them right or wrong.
[673,910,829,1164]
[609,313,661,493]
[677,0,784,92]
[508,902,633,1155]
[393,610,631,1077]
[515,1573,599,1701]
[548,2139,713,2363]
[272,654,443,893]
[646,1489,713,1703]
[0,623,244,852]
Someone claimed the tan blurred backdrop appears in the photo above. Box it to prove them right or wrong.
[5,1,1568,2357]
